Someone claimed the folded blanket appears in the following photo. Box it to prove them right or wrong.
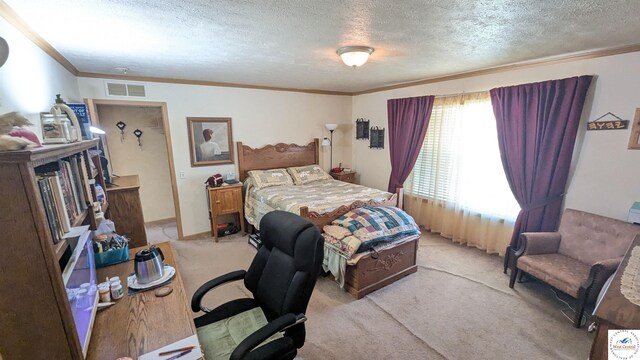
[332,206,420,252]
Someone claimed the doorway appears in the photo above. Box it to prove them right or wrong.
[86,99,183,239]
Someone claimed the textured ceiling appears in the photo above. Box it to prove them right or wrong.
[4,0,640,92]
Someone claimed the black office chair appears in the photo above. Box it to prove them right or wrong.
[191,211,323,360]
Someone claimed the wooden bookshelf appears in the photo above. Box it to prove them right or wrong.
[0,139,108,359]
[72,209,89,227]
[54,239,69,260]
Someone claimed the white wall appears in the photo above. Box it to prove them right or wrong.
[0,17,80,136]
[96,104,176,222]
[78,78,353,236]
[352,52,640,221]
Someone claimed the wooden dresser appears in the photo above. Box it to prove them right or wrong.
[330,170,356,184]
[590,234,640,359]
[106,175,147,247]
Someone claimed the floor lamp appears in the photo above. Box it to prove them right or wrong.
[322,123,337,171]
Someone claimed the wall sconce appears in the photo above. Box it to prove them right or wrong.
[323,123,338,169]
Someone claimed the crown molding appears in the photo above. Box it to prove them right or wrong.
[352,43,640,95]
[76,71,352,96]
[0,0,78,75]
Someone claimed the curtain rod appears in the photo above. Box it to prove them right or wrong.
[434,90,489,98]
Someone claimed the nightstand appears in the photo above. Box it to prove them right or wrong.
[330,171,356,184]
[207,184,245,242]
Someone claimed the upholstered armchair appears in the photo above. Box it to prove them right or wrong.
[509,208,640,328]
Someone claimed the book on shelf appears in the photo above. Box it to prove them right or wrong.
[48,174,71,234]
[69,157,88,211]
[78,155,93,206]
[38,178,62,244]
[35,155,93,245]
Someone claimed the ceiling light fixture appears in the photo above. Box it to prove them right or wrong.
[336,46,374,68]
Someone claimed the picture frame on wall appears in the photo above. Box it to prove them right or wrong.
[628,108,640,150]
[187,117,234,166]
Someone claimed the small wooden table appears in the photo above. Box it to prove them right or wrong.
[590,234,640,360]
[86,241,199,359]
[208,184,245,242]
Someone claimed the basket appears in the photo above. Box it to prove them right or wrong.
[94,245,129,268]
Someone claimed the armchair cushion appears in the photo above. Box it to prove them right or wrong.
[197,306,283,360]
[519,232,561,255]
[517,254,591,297]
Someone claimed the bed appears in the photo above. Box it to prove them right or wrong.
[237,138,418,299]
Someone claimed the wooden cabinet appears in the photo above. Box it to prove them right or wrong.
[0,140,106,359]
[208,184,245,242]
[330,171,357,184]
[106,175,147,248]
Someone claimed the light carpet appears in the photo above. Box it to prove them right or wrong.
[147,223,594,359]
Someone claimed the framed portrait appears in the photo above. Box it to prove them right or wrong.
[187,117,234,166]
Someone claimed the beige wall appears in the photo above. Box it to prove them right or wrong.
[96,104,176,222]
[0,17,79,136]
[78,78,353,237]
[351,51,640,221]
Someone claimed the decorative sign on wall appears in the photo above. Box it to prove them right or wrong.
[628,108,640,150]
[587,112,629,131]
[356,118,370,139]
[370,126,385,149]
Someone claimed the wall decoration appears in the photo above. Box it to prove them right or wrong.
[116,121,126,142]
[356,118,370,139]
[370,126,385,149]
[187,117,234,166]
[628,108,640,150]
[133,129,143,148]
[586,112,629,131]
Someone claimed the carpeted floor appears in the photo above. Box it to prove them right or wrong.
[145,222,594,359]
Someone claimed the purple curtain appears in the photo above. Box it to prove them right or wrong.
[490,76,593,254]
[387,95,435,193]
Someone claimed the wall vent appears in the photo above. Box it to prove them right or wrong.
[104,81,147,97]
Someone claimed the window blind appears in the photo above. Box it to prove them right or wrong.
[407,93,520,220]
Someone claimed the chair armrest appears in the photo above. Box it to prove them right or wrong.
[516,232,561,256]
[230,313,306,360]
[191,270,246,312]
[584,257,623,291]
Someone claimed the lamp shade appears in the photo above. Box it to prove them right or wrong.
[325,123,338,131]
[337,46,374,68]
[321,137,331,146]
[90,126,106,135]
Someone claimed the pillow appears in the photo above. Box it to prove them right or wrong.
[332,206,420,253]
[247,169,293,189]
[323,225,352,240]
[287,165,332,185]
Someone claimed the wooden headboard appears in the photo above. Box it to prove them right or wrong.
[237,138,320,181]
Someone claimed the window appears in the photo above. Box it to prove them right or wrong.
[408,92,520,220]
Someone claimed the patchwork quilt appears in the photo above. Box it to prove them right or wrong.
[322,206,421,287]
[332,206,421,252]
